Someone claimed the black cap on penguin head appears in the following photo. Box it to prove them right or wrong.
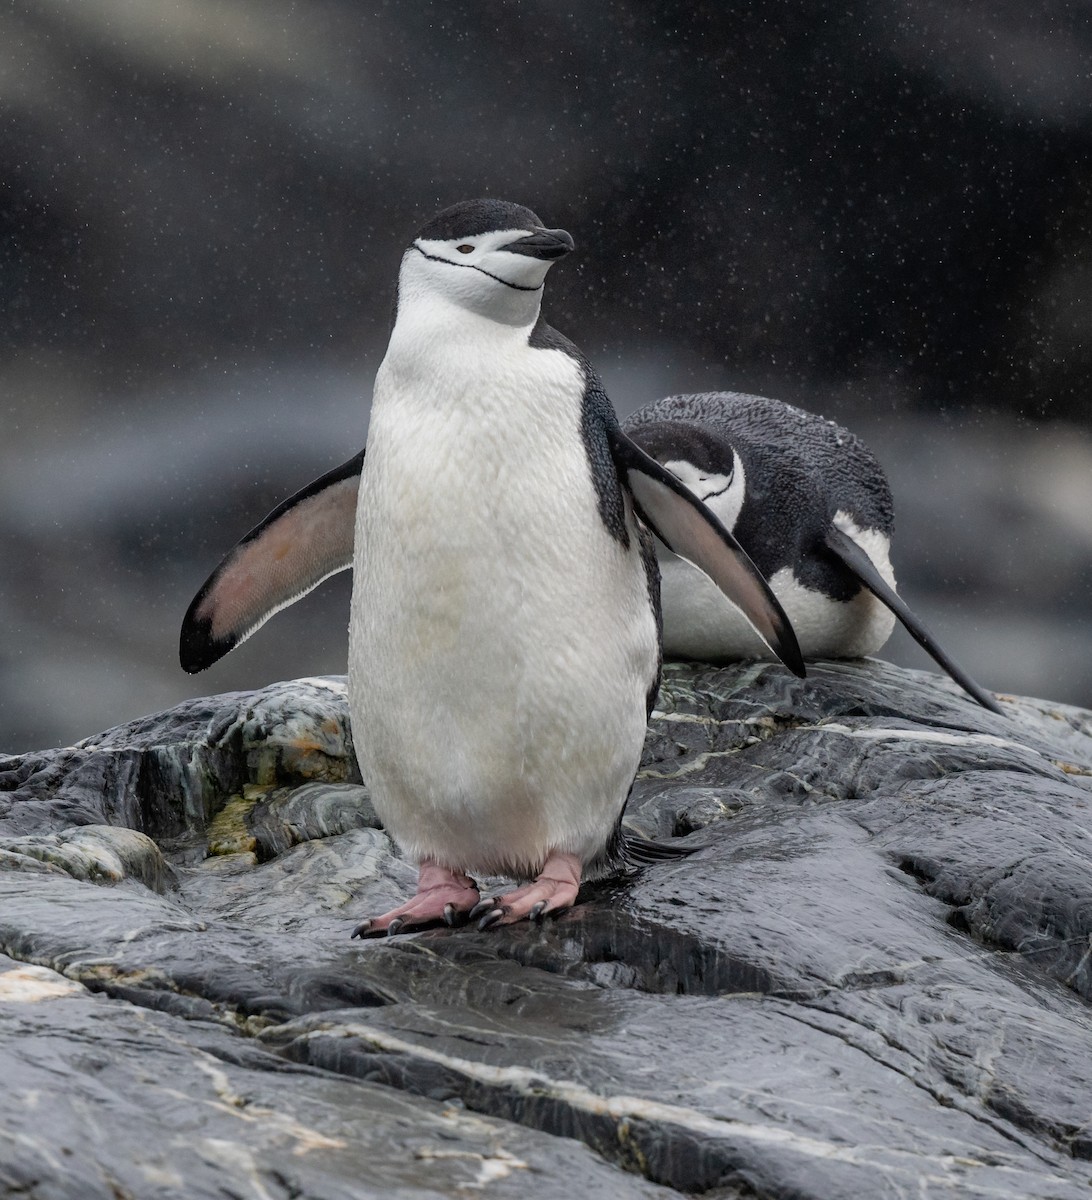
[416,199,545,242]
[629,419,738,478]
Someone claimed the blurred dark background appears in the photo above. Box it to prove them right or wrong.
[2,1,1090,751]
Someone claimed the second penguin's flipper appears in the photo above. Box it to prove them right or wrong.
[179,449,364,673]
[824,526,1004,715]
[608,427,806,678]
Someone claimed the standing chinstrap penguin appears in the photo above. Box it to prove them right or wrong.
[622,391,1003,713]
[179,202,805,935]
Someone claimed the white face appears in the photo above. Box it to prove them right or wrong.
[663,450,747,533]
[401,229,559,326]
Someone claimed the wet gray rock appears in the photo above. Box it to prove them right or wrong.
[3,661,1092,1197]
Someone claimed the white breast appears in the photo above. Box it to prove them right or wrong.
[349,302,657,878]
[660,511,896,662]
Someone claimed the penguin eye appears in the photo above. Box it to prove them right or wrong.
[455,244,474,254]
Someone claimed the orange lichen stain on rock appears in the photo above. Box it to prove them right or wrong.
[0,964,85,1003]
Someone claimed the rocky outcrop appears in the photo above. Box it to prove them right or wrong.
[3,662,1092,1198]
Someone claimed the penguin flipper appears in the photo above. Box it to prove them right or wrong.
[179,449,364,673]
[607,428,806,678]
[823,526,1004,715]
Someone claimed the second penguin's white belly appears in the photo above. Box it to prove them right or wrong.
[660,514,897,662]
[349,339,657,878]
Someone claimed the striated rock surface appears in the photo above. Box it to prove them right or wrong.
[2,662,1092,1198]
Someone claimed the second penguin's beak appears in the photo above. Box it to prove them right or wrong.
[499,228,575,260]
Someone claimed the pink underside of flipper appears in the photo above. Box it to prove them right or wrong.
[202,474,358,643]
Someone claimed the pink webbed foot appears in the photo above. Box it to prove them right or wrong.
[351,861,480,938]
[469,851,583,930]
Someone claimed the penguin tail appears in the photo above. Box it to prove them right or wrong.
[823,526,1005,716]
[620,830,700,866]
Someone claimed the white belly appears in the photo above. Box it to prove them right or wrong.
[349,333,657,877]
[660,514,897,662]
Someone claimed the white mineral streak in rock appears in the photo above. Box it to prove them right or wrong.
[289,1021,1070,1193]
[414,1146,529,1187]
[0,964,85,1003]
[296,676,349,695]
[814,723,1021,752]
[650,711,773,728]
[641,712,783,779]
[176,1044,348,1157]
[638,749,747,780]
[642,712,1046,783]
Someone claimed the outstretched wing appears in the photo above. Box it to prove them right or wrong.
[824,526,1004,714]
[179,450,364,673]
[607,427,806,678]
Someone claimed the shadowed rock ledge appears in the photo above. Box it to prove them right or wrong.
[2,661,1092,1198]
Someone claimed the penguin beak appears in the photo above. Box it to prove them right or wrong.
[499,228,575,260]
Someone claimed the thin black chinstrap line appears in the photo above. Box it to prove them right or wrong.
[700,478,733,502]
[412,244,544,292]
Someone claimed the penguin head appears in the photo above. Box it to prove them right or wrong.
[400,199,574,326]
[629,420,748,534]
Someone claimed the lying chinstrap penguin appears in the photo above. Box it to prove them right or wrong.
[622,392,1002,714]
[179,199,804,935]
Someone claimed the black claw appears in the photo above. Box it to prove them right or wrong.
[352,920,390,941]
[477,908,504,931]
[469,896,498,922]
[386,917,406,937]
[443,903,466,928]
[529,900,548,923]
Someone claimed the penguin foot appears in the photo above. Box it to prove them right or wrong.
[473,851,583,929]
[351,861,479,938]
